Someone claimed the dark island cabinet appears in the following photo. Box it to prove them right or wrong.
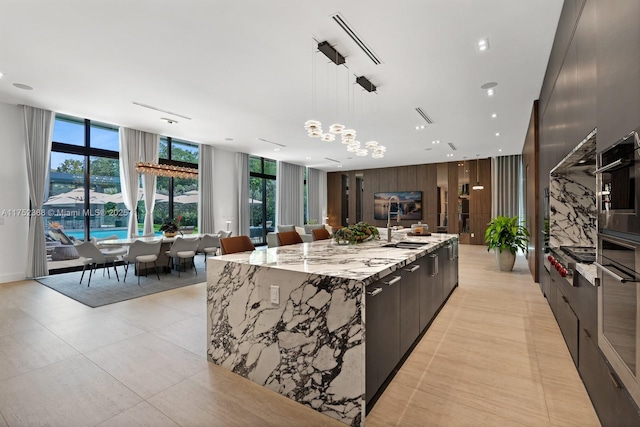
[366,241,459,407]
[419,253,442,331]
[365,274,400,404]
[400,264,421,355]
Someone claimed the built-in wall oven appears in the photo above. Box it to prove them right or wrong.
[597,128,640,237]
[596,233,640,403]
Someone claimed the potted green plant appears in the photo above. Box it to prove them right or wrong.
[484,215,529,271]
[160,215,182,237]
[333,222,380,244]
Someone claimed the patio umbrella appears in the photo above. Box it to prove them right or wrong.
[45,188,106,205]
[104,189,168,203]
[174,193,199,204]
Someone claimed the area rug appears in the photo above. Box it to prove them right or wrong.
[36,257,207,308]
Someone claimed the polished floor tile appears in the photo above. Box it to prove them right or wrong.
[0,246,600,426]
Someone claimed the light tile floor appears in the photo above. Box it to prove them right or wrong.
[0,246,599,426]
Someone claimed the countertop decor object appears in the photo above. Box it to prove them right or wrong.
[160,215,183,237]
[484,215,529,271]
[332,221,380,244]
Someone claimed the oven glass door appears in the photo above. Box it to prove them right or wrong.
[600,237,638,375]
[599,131,639,215]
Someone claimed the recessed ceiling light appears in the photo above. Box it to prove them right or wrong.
[160,117,178,124]
[273,148,280,152]
[487,88,495,96]
[495,132,500,136]
[446,154,453,157]
[477,38,490,52]
[0,72,4,79]
[578,159,586,163]
[420,125,425,129]
[491,113,498,118]
[13,83,33,90]
[305,156,312,160]
[337,164,343,168]
[499,149,502,152]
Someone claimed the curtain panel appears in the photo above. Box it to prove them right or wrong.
[307,168,327,224]
[140,136,159,235]
[119,128,159,237]
[198,144,215,234]
[277,162,304,226]
[236,153,250,237]
[24,106,54,278]
[491,155,522,218]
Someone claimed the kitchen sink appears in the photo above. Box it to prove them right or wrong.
[383,242,430,249]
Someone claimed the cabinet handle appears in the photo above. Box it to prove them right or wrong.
[561,295,568,303]
[430,254,438,277]
[405,265,420,273]
[366,287,383,297]
[385,276,401,286]
[608,371,621,389]
[583,328,591,339]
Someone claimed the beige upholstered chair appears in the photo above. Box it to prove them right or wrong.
[123,240,162,285]
[197,234,221,257]
[74,241,122,286]
[165,237,201,277]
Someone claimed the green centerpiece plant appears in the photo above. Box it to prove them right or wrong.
[333,221,380,244]
[484,215,529,271]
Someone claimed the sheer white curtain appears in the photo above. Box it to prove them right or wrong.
[199,144,215,233]
[236,153,250,236]
[491,155,522,218]
[140,135,159,235]
[277,162,304,226]
[24,106,54,278]
[307,168,327,224]
[119,128,158,237]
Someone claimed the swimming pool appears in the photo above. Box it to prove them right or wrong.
[65,229,161,240]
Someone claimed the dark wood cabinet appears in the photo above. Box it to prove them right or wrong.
[579,327,640,426]
[596,0,640,151]
[556,286,579,366]
[365,274,400,404]
[419,253,442,331]
[400,264,421,355]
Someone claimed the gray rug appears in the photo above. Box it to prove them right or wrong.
[36,256,207,308]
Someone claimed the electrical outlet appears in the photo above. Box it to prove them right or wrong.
[471,233,474,238]
[270,285,279,305]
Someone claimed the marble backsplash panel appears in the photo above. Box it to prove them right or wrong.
[549,166,597,248]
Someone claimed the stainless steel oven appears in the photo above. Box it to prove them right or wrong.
[597,128,640,236]
[596,233,640,403]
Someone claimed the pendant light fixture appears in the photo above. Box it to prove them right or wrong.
[472,158,484,190]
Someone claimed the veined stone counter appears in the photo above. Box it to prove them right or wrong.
[206,231,458,426]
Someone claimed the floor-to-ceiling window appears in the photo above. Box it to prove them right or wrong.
[154,137,199,231]
[249,156,276,245]
[46,115,122,243]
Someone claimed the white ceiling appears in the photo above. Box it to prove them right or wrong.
[0,0,562,172]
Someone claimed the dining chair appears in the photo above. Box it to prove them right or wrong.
[277,230,304,246]
[74,241,123,286]
[165,236,201,277]
[197,234,221,257]
[311,227,331,241]
[217,230,232,239]
[123,240,163,285]
[220,235,255,254]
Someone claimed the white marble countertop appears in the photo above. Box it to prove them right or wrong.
[209,229,458,284]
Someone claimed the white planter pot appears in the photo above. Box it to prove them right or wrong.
[496,250,516,271]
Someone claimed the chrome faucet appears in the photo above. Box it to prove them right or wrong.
[387,195,401,242]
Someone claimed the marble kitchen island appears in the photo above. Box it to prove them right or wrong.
[206,231,458,426]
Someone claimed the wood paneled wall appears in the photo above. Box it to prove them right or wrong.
[327,160,492,245]
[523,102,539,283]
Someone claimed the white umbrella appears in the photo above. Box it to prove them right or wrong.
[174,193,199,204]
[104,189,168,203]
[45,188,106,205]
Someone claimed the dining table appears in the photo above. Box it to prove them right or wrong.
[98,234,208,275]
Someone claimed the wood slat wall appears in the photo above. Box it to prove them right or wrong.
[328,160,491,244]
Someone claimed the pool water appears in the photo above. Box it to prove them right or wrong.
[65,229,161,240]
